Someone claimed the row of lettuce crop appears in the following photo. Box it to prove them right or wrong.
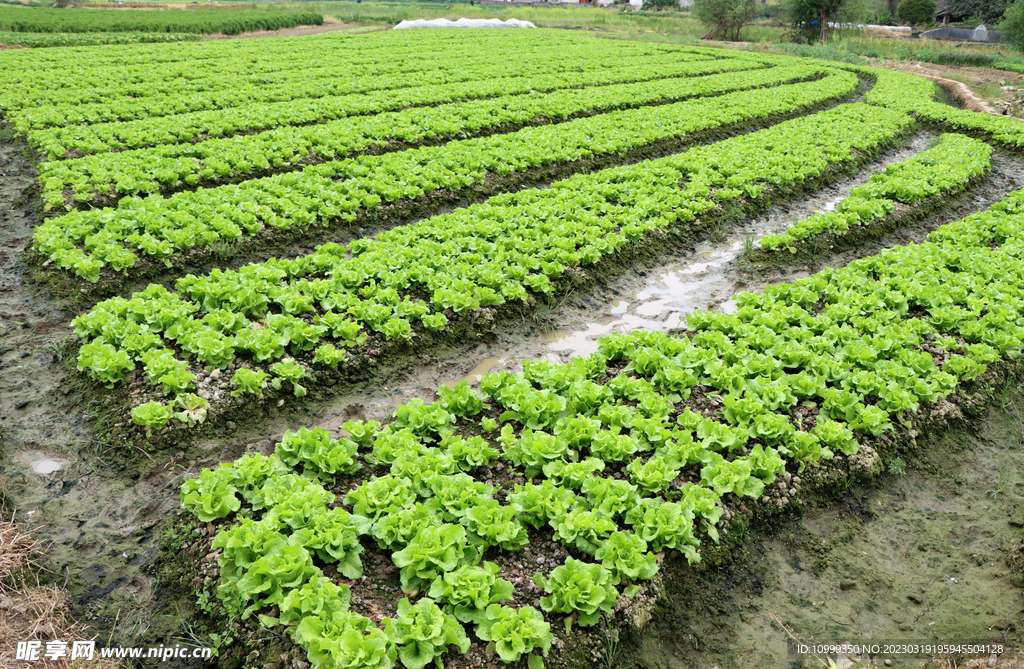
[35,71,860,280]
[759,133,992,252]
[66,101,912,430]
[0,31,202,48]
[865,68,1024,149]
[12,50,721,133]
[0,31,695,112]
[178,181,1024,669]
[38,61,815,206]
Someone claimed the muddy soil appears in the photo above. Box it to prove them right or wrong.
[0,136,181,644]
[641,390,1024,669]
[3,124,1024,663]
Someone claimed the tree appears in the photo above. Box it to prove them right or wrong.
[785,0,859,42]
[896,0,936,29]
[1001,0,1024,52]
[693,0,758,40]
[948,0,1010,24]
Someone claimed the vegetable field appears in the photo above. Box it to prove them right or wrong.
[3,26,1024,669]
[0,5,323,35]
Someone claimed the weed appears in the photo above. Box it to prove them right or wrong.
[600,614,634,669]
[742,235,755,253]
[207,239,238,261]
[887,456,906,477]
[986,465,1009,501]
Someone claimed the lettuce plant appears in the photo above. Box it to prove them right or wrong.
[424,473,494,522]
[345,475,415,521]
[811,417,859,456]
[180,467,241,522]
[427,562,514,624]
[342,419,380,447]
[390,523,479,593]
[173,392,210,426]
[625,455,680,494]
[624,498,700,561]
[437,381,487,418]
[508,480,579,529]
[533,557,619,631]
[679,484,723,542]
[369,503,442,551]
[391,398,455,439]
[77,340,134,387]
[594,531,659,583]
[269,357,309,397]
[391,449,458,496]
[497,384,566,430]
[589,428,643,462]
[501,427,572,478]
[131,400,173,434]
[699,456,765,499]
[550,509,616,555]
[367,427,427,465]
[274,575,351,628]
[296,613,396,669]
[475,604,551,669]
[227,541,320,618]
[276,426,361,479]
[383,598,470,669]
[262,477,337,531]
[462,500,528,551]
[541,457,605,490]
[247,468,332,512]
[288,508,366,579]
[212,518,288,593]
[230,367,270,397]
[580,477,640,520]
[443,434,499,471]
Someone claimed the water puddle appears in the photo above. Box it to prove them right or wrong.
[16,448,69,475]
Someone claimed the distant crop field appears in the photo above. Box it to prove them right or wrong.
[0,5,323,34]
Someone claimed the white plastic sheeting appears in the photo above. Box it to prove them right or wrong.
[393,17,537,29]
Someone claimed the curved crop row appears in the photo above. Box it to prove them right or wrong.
[12,49,717,131]
[759,132,992,252]
[28,56,761,160]
[176,180,1024,669]
[865,68,1024,150]
[40,61,815,208]
[34,70,861,281]
[0,31,695,111]
[0,31,202,47]
[68,102,913,424]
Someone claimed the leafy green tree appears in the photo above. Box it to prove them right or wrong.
[785,0,859,42]
[693,0,759,40]
[896,0,936,28]
[949,0,1010,23]
[1002,0,1024,51]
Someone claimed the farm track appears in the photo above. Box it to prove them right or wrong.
[5,120,1024,654]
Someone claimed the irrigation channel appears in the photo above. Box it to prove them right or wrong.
[2,125,1024,668]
